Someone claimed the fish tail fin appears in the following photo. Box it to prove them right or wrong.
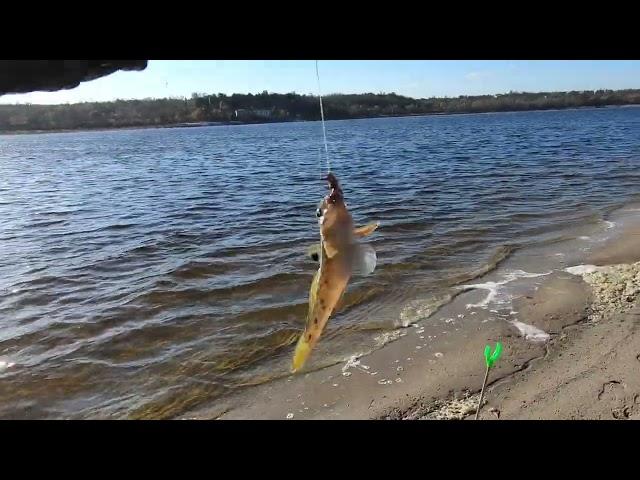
[291,333,313,373]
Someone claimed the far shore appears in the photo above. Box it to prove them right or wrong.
[1,104,637,136]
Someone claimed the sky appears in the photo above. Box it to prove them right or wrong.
[2,60,639,105]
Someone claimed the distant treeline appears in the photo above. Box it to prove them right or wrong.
[1,89,639,132]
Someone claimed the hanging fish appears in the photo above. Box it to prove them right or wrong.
[292,173,378,373]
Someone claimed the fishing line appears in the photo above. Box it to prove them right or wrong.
[315,60,331,174]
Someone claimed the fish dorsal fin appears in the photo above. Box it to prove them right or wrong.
[354,222,379,238]
[351,243,377,276]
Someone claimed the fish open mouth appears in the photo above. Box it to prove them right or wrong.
[326,172,343,204]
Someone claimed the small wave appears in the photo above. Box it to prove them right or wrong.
[461,269,551,309]
[27,219,69,228]
[381,219,433,234]
[448,244,517,287]
[103,223,138,231]
[398,293,454,326]
[522,234,580,249]
[235,298,309,321]
[135,271,309,309]
[392,246,518,325]
[170,260,235,279]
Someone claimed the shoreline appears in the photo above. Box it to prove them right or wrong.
[1,104,638,136]
[180,206,640,420]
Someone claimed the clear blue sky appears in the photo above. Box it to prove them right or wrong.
[2,60,639,104]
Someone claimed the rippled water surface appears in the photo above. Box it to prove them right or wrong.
[1,107,639,418]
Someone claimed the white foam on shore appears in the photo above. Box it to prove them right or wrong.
[374,329,406,347]
[0,360,15,370]
[342,355,361,372]
[342,354,378,376]
[464,281,501,308]
[461,270,551,309]
[510,320,550,342]
[564,264,609,276]
[605,221,616,230]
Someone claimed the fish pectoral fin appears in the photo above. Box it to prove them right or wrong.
[307,244,321,262]
[323,242,339,259]
[351,243,377,276]
[354,222,380,238]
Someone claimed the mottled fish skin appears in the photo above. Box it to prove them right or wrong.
[292,173,376,373]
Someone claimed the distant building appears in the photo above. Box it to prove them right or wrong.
[234,108,272,120]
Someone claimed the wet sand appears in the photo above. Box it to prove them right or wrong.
[182,221,640,420]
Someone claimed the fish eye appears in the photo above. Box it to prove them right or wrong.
[316,208,323,218]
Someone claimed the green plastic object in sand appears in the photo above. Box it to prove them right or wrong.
[484,342,502,369]
[476,342,503,420]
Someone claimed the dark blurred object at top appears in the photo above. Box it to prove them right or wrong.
[0,60,148,95]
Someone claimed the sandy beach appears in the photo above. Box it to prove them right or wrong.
[181,208,640,420]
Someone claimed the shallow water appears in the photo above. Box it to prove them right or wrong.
[0,106,639,418]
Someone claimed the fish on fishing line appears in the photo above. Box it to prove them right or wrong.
[292,172,379,373]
